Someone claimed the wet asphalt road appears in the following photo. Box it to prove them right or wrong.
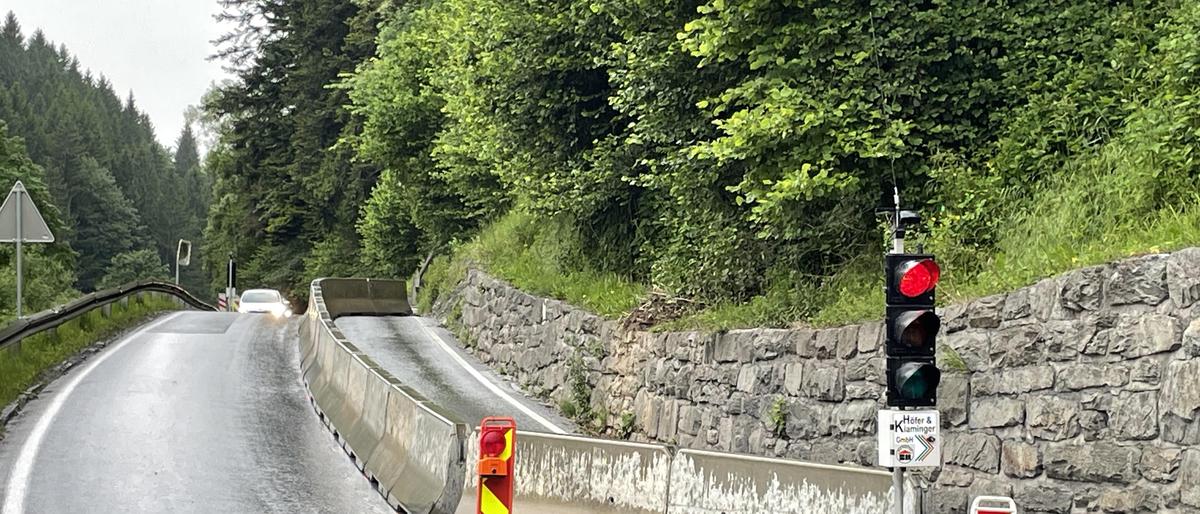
[335,316,575,434]
[0,311,392,514]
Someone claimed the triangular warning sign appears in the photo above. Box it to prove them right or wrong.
[0,181,55,243]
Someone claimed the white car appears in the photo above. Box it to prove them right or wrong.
[237,289,292,317]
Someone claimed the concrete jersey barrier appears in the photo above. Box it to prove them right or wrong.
[455,430,673,514]
[301,277,901,513]
[668,448,894,514]
[300,278,465,514]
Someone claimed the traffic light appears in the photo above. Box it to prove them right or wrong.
[885,253,941,407]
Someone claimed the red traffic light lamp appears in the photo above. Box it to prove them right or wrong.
[897,258,939,298]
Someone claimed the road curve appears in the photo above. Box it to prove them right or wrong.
[0,311,392,514]
[335,316,576,434]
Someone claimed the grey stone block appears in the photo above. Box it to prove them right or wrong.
[1027,395,1081,441]
[1059,265,1108,313]
[1181,449,1200,507]
[940,373,970,427]
[1056,363,1129,391]
[1001,441,1042,478]
[811,328,839,359]
[782,362,804,396]
[970,397,1025,429]
[988,324,1042,367]
[1016,482,1075,513]
[971,365,1054,395]
[1096,486,1162,514]
[944,329,990,371]
[784,401,831,439]
[830,400,875,436]
[1161,358,1200,420]
[1184,317,1200,358]
[856,321,882,353]
[1045,442,1140,483]
[1105,254,1168,306]
[944,432,1001,473]
[1138,446,1181,483]
[968,294,1006,328]
[1167,247,1200,308]
[1108,314,1181,358]
[1108,391,1158,440]
[836,325,859,359]
[1003,287,1032,320]
[801,362,844,402]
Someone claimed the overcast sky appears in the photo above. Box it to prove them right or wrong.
[6,0,232,150]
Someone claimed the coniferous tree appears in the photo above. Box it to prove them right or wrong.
[0,12,213,294]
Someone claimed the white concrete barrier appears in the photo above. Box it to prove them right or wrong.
[302,277,902,514]
[301,278,466,514]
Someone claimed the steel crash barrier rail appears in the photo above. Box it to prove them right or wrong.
[301,277,903,514]
[0,280,216,351]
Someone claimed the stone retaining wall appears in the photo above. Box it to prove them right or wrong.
[431,248,1200,513]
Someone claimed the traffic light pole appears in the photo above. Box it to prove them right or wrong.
[892,212,905,514]
[893,465,904,514]
[889,187,905,514]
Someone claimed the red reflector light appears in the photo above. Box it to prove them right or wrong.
[898,259,940,297]
[480,430,506,457]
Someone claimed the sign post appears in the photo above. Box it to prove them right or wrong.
[0,181,55,318]
[226,253,237,312]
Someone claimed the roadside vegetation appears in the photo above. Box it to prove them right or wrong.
[205,1,1200,329]
[0,14,212,299]
[0,295,179,409]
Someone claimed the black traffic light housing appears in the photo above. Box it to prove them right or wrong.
[885,253,941,407]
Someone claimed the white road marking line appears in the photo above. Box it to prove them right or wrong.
[2,311,185,514]
[414,320,567,434]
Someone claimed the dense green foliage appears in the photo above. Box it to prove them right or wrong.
[0,294,178,408]
[214,0,1200,327]
[201,0,382,299]
[0,13,212,304]
[97,249,171,290]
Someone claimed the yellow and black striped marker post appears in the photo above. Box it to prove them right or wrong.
[476,417,516,514]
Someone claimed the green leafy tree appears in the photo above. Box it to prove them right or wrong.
[97,249,169,289]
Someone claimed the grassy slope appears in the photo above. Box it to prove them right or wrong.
[0,295,180,408]
[419,211,645,318]
[423,172,1199,330]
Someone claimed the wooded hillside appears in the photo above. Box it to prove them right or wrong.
[205,0,1200,327]
[0,13,211,317]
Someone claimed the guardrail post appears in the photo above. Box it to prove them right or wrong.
[101,303,111,318]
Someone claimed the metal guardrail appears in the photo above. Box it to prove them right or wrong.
[304,277,901,514]
[0,280,216,351]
